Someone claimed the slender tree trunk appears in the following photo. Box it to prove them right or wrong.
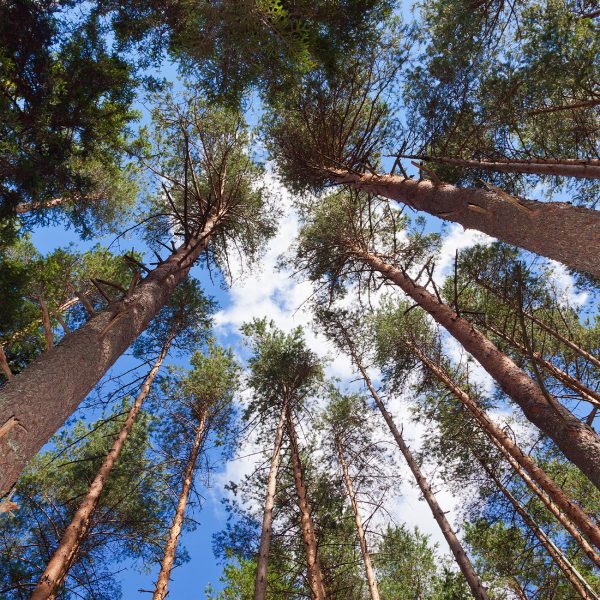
[483,464,600,600]
[30,336,174,599]
[335,437,381,600]
[153,411,207,600]
[330,169,600,278]
[254,403,287,600]
[400,155,600,180]
[405,340,600,558]
[351,246,600,488]
[55,313,70,336]
[529,99,600,115]
[0,346,13,380]
[14,196,99,215]
[38,296,54,350]
[285,404,327,600]
[348,351,489,599]
[485,324,600,408]
[0,211,224,497]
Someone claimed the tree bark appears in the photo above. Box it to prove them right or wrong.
[254,403,287,600]
[30,336,174,599]
[14,196,99,215]
[331,169,600,278]
[285,404,327,600]
[335,437,381,600]
[348,350,489,599]
[483,464,600,600]
[528,99,600,115]
[407,341,600,564]
[0,346,13,381]
[153,411,207,600]
[352,247,600,489]
[401,155,600,180]
[38,296,54,350]
[0,211,223,497]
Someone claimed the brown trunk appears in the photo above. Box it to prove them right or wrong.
[0,211,223,497]
[30,337,173,599]
[285,404,327,600]
[352,247,600,488]
[0,346,13,380]
[153,412,207,600]
[14,195,100,215]
[405,340,600,559]
[486,324,600,408]
[254,403,287,600]
[332,169,600,278]
[528,99,600,115]
[474,277,600,372]
[335,437,380,600]
[38,296,54,350]
[55,313,70,336]
[405,155,600,180]
[349,351,489,599]
[483,464,600,600]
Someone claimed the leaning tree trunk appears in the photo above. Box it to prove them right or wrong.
[335,437,381,600]
[153,411,207,600]
[14,196,97,215]
[38,296,54,350]
[330,169,600,278]
[349,351,489,600]
[254,403,287,600]
[351,246,600,489]
[0,210,224,497]
[482,463,600,600]
[30,336,174,600]
[401,155,600,180]
[285,404,327,600]
[406,339,600,559]
[0,346,12,380]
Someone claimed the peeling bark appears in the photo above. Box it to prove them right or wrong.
[0,212,223,497]
[331,169,600,278]
[30,337,173,599]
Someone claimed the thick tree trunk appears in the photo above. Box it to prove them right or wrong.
[403,155,600,180]
[350,352,489,600]
[0,346,13,380]
[0,212,223,497]
[38,296,54,350]
[406,340,600,558]
[483,465,600,600]
[254,403,287,600]
[352,247,600,488]
[30,337,173,599]
[331,169,600,278]
[153,412,207,600]
[285,405,327,600]
[335,437,380,600]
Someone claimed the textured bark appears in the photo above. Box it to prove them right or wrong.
[408,342,600,563]
[0,346,13,380]
[354,359,489,599]
[286,405,327,600]
[0,213,221,497]
[38,296,54,350]
[353,247,600,488]
[484,465,599,600]
[404,155,600,180]
[332,169,600,278]
[335,437,380,600]
[153,412,207,600]
[486,324,600,408]
[30,338,173,599]
[254,404,287,600]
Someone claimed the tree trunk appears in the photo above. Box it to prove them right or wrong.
[30,336,174,599]
[405,340,600,559]
[285,404,327,600]
[335,437,381,600]
[483,464,600,600]
[331,169,600,278]
[254,403,287,600]
[402,155,600,180]
[14,196,98,215]
[0,211,224,497]
[349,351,489,600]
[0,346,13,380]
[352,247,600,489]
[529,99,600,115]
[38,296,54,350]
[153,411,207,600]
